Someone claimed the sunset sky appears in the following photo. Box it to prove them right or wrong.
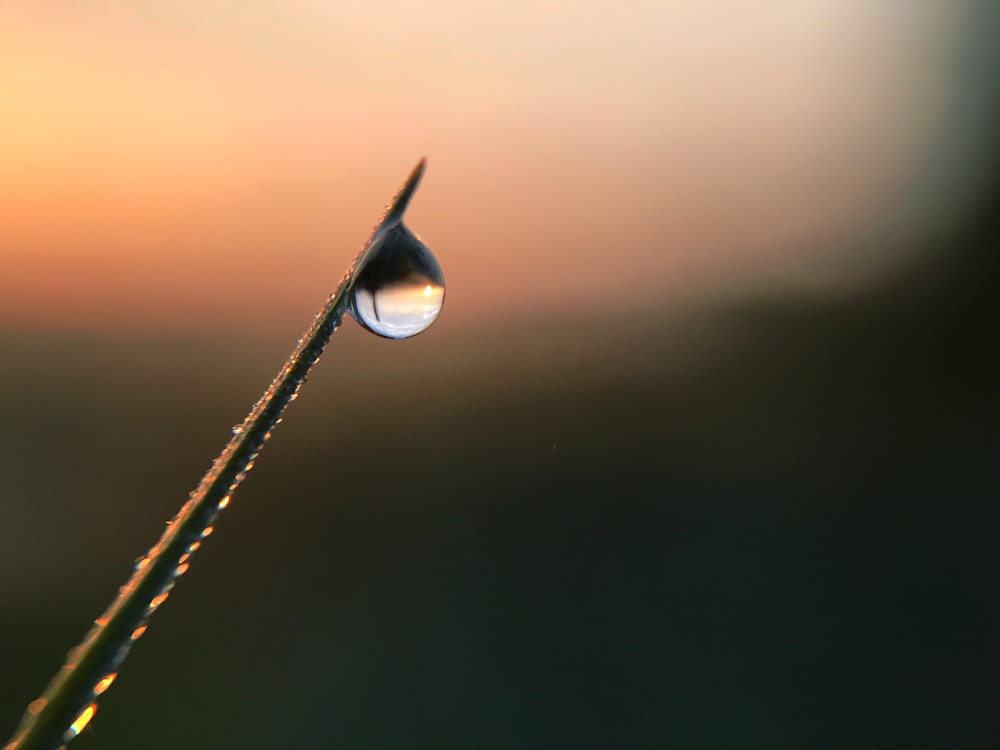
[0,1,993,334]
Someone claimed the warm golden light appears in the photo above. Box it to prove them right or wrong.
[149,592,170,609]
[27,699,46,716]
[67,704,96,738]
[130,626,148,640]
[0,3,983,333]
[93,673,118,696]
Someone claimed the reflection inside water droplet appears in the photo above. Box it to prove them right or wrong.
[348,222,444,339]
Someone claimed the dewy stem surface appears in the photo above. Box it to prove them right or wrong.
[5,158,428,750]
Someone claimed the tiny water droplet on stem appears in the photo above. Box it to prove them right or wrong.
[64,705,96,741]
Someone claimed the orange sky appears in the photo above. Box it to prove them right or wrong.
[0,2,988,334]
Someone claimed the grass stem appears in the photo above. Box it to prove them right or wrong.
[5,159,427,750]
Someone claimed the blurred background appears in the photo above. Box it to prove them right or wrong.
[1,2,999,747]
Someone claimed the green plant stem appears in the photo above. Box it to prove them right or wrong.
[5,158,426,750]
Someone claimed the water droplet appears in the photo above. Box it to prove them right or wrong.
[65,703,96,739]
[94,673,117,696]
[349,222,444,339]
[149,592,170,609]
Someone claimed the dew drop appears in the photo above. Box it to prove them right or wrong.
[349,222,444,339]
[149,592,170,609]
[65,703,96,739]
[94,673,118,696]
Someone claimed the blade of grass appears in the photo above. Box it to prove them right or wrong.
[5,158,427,750]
